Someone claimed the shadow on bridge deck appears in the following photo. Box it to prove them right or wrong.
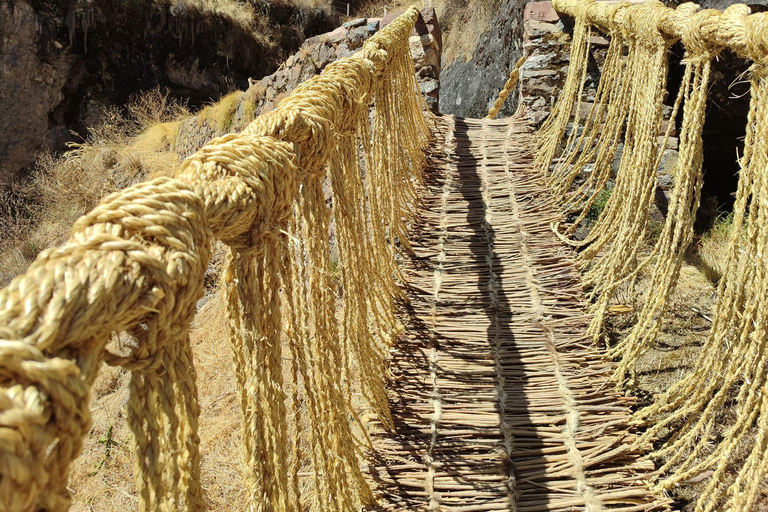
[369,115,668,512]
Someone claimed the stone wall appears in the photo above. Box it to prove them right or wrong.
[519,1,679,208]
[175,8,442,159]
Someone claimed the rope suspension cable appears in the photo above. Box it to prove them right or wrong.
[0,6,431,512]
[487,55,528,119]
[538,1,768,510]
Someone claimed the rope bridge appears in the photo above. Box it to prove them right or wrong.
[1,1,768,511]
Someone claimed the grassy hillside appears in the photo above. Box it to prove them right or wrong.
[0,89,187,286]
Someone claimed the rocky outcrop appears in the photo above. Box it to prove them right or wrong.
[0,0,339,188]
[0,0,71,187]
[175,7,443,159]
[439,0,526,118]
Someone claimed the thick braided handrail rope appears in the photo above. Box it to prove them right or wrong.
[0,5,430,511]
[633,8,768,512]
[541,1,768,510]
[555,0,764,48]
[487,55,527,119]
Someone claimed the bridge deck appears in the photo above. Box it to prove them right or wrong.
[370,116,668,511]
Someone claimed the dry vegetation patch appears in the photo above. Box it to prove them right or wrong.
[603,224,768,511]
[0,89,187,287]
[352,0,501,65]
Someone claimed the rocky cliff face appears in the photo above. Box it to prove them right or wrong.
[0,0,70,188]
[439,0,526,118]
[0,0,338,188]
[175,7,443,159]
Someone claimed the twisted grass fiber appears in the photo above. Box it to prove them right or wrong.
[0,5,430,511]
[542,1,768,510]
[487,55,527,120]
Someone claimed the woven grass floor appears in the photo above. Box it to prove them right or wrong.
[369,116,670,512]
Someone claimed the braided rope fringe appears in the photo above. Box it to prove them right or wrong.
[534,3,593,173]
[541,1,768,510]
[0,6,430,512]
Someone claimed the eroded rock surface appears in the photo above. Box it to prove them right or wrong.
[439,0,526,118]
[0,0,70,187]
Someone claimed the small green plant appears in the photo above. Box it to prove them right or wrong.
[587,186,613,223]
[695,209,738,284]
[646,220,664,243]
[711,210,735,238]
[88,424,118,476]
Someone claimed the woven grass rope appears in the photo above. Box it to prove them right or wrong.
[543,1,768,510]
[0,6,431,511]
[487,55,527,120]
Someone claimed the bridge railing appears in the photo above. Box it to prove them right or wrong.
[0,6,430,511]
[536,1,768,510]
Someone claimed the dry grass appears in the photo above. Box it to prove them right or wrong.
[354,0,411,18]
[198,90,245,131]
[351,0,500,65]
[691,211,734,284]
[0,88,188,287]
[139,0,334,27]
[603,219,768,511]
[433,0,502,65]
[159,0,256,26]
[70,290,250,511]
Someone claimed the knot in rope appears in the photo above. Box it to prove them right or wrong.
[320,58,377,132]
[658,2,700,42]
[361,43,389,73]
[178,134,299,250]
[717,4,751,57]
[243,103,334,175]
[681,9,725,60]
[587,1,630,32]
[0,340,88,512]
[571,0,596,21]
[745,12,768,65]
[626,2,675,47]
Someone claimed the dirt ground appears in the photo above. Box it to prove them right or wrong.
[605,250,768,511]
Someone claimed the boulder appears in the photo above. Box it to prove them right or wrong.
[409,35,441,71]
[346,26,369,49]
[343,18,366,29]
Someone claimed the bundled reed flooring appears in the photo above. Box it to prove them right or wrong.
[370,116,669,512]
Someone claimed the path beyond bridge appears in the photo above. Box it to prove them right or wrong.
[371,116,667,511]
